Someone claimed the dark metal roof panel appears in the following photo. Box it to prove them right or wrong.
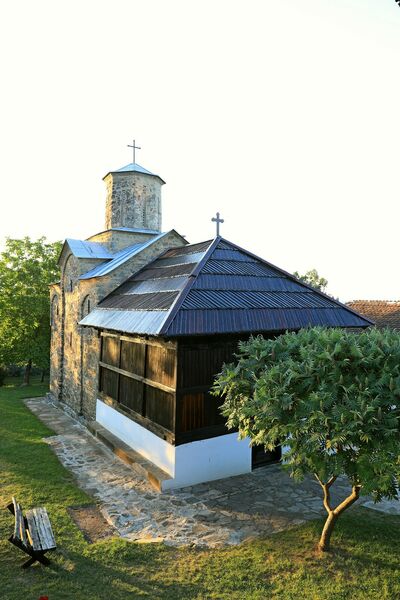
[202,260,280,277]
[116,276,189,295]
[192,274,306,292]
[211,249,258,262]
[134,262,195,280]
[154,251,205,267]
[99,291,178,311]
[165,308,370,336]
[181,290,336,310]
[162,240,212,257]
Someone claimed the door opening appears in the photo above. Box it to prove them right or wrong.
[251,444,281,469]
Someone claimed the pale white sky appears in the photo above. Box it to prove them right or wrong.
[1,0,399,301]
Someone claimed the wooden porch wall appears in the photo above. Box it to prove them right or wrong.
[175,335,246,444]
[99,332,177,442]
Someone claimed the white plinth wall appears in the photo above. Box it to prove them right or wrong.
[96,399,252,490]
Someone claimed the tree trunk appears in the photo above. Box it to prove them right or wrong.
[318,512,337,552]
[40,369,45,383]
[21,359,32,386]
[315,475,361,552]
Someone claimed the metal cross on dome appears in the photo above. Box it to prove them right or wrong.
[127,139,141,164]
[211,212,224,236]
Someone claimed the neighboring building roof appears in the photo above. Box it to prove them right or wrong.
[103,162,166,184]
[61,239,114,261]
[80,237,373,336]
[347,300,400,330]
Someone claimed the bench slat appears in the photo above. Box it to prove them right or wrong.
[25,510,42,552]
[32,508,56,550]
[12,498,28,548]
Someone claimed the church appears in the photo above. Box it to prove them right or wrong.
[50,155,372,491]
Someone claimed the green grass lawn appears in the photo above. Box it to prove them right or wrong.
[0,378,399,599]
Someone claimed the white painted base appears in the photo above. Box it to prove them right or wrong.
[165,432,252,490]
[96,400,175,476]
[96,399,252,490]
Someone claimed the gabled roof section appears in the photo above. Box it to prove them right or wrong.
[59,239,113,264]
[79,231,177,280]
[80,238,373,335]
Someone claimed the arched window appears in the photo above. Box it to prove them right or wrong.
[81,295,92,319]
[51,295,59,326]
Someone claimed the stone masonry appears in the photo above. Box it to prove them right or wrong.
[104,169,163,231]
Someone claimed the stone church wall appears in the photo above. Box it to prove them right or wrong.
[50,230,185,421]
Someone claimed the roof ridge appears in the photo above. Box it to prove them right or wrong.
[159,238,220,335]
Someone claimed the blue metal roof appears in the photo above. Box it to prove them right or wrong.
[64,239,113,260]
[104,163,166,184]
[79,232,168,280]
[115,163,157,175]
[80,237,373,336]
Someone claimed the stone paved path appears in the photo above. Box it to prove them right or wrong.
[25,397,399,548]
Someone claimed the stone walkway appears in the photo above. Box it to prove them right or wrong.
[25,397,399,548]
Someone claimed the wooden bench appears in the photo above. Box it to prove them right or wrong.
[7,497,56,568]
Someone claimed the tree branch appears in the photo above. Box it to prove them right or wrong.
[314,474,333,513]
[326,476,337,488]
[333,485,361,516]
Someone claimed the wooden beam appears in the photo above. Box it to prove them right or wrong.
[99,362,176,393]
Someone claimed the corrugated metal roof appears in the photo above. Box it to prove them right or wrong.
[192,274,305,292]
[211,249,258,262]
[80,237,373,335]
[134,263,196,280]
[166,308,370,336]
[116,276,189,295]
[80,309,167,335]
[100,291,178,311]
[65,239,113,260]
[155,251,205,267]
[181,290,336,310]
[162,240,213,257]
[79,232,168,280]
[202,260,280,277]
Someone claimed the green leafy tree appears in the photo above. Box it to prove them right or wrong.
[293,269,328,292]
[0,237,62,384]
[213,327,400,552]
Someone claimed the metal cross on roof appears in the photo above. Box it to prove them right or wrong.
[211,212,224,236]
[127,139,141,164]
